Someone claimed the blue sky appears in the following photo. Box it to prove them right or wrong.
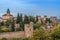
[0,0,60,18]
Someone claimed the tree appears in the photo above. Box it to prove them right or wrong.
[1,21,4,26]
[30,28,51,40]
[16,13,24,31]
[36,16,38,22]
[50,25,60,40]
[29,16,35,22]
[11,18,15,31]
[24,15,30,24]
[45,18,51,23]
[0,22,2,27]
[1,38,7,40]
[20,22,24,31]
[33,22,42,30]
[23,38,29,40]
[4,22,10,26]
[20,13,23,22]
[1,26,9,32]
[16,13,20,24]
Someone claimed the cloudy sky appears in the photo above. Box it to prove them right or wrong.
[0,0,60,18]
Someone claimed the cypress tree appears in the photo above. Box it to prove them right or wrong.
[35,16,38,23]
[16,13,20,24]
[20,13,22,22]
[29,16,35,22]
[19,13,24,31]
[24,15,30,24]
[11,17,15,31]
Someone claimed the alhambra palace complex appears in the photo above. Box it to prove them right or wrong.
[0,9,59,38]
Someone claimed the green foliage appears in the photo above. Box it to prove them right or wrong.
[29,16,35,22]
[4,22,10,26]
[0,23,2,27]
[11,38,17,40]
[0,22,4,26]
[11,18,15,31]
[1,26,9,32]
[23,38,29,40]
[1,38,7,40]
[33,22,42,30]
[16,13,20,24]
[24,15,30,24]
[20,22,24,31]
[30,28,52,40]
[36,16,38,22]
[16,27,21,31]
[45,18,51,23]
[50,26,60,40]
[20,13,22,22]
[16,13,23,24]
[10,38,28,40]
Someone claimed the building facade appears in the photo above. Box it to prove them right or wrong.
[2,8,13,22]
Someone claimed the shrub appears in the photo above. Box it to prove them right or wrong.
[10,38,23,40]
[16,27,21,31]
[23,38,29,40]
[1,38,7,40]
[11,38,17,40]
[1,27,9,32]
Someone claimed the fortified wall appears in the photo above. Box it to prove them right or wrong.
[0,31,25,38]
[0,24,33,38]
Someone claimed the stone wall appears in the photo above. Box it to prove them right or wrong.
[0,31,25,38]
[24,24,33,37]
[0,24,33,38]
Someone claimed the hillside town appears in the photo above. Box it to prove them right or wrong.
[0,9,60,40]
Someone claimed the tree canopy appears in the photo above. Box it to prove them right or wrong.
[50,25,60,40]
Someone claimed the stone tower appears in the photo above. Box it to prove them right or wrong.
[50,16,57,24]
[24,24,33,37]
[38,16,42,23]
[2,8,13,22]
[7,8,10,14]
